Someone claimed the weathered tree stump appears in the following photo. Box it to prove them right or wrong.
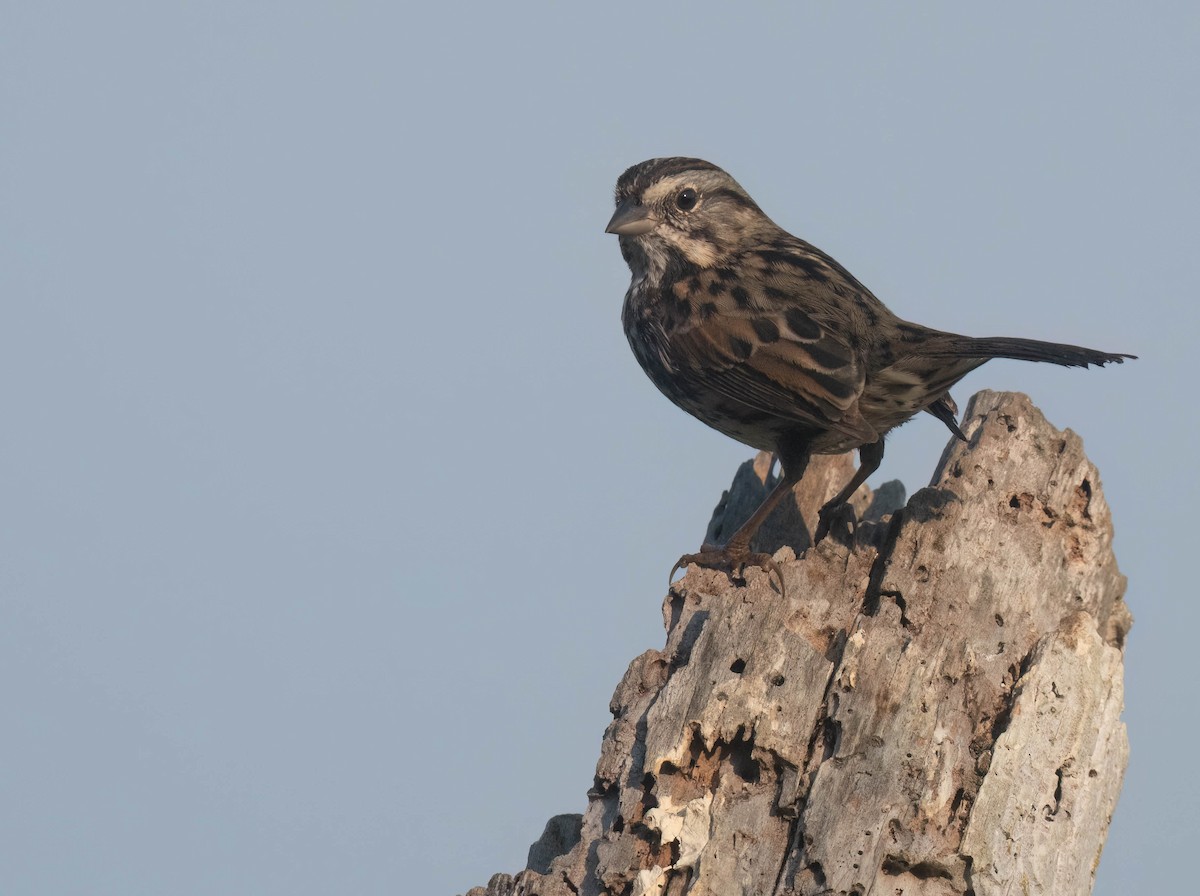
[465,391,1130,896]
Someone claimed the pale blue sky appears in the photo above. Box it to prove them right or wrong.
[1,3,1194,894]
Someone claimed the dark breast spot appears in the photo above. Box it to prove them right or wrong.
[784,308,821,340]
[699,302,718,320]
[730,286,752,308]
[664,290,693,327]
[751,318,780,343]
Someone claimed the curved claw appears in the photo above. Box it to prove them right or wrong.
[668,556,690,590]
[670,544,786,597]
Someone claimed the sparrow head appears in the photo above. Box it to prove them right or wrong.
[606,158,775,274]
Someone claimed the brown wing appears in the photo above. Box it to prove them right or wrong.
[665,272,877,444]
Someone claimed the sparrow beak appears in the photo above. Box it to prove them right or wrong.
[605,198,656,236]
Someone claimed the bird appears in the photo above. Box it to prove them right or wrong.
[605,157,1133,589]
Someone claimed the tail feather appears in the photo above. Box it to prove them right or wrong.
[926,335,1135,369]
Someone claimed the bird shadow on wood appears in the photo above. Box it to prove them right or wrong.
[702,451,908,557]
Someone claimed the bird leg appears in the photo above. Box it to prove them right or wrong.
[671,455,808,595]
[814,440,885,543]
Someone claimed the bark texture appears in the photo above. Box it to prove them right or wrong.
[465,391,1130,896]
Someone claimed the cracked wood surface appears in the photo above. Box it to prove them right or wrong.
[464,391,1130,896]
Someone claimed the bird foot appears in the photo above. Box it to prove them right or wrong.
[814,500,857,544]
[670,542,785,596]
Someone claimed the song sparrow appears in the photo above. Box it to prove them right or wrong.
[606,157,1133,588]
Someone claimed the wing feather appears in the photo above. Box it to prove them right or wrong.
[666,275,875,443]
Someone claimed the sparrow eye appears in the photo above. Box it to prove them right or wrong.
[676,188,698,211]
